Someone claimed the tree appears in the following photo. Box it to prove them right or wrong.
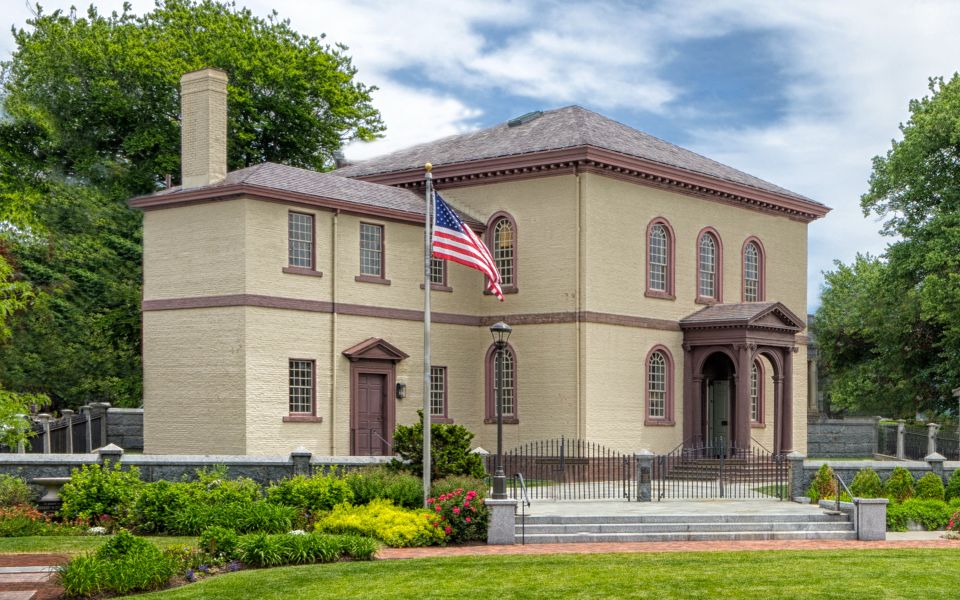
[0,1,383,408]
[817,74,960,417]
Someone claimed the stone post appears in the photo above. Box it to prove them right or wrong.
[36,413,52,454]
[787,451,806,501]
[896,419,906,460]
[88,402,111,449]
[635,450,654,502]
[15,414,27,454]
[95,443,124,466]
[856,498,888,541]
[927,423,941,457]
[61,409,75,454]
[290,447,313,477]
[485,498,518,545]
[925,452,946,481]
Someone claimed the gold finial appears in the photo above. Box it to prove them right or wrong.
[424,162,433,172]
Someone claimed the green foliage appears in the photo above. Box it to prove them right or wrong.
[59,462,142,522]
[344,466,423,509]
[946,469,960,501]
[431,476,488,502]
[392,411,486,480]
[849,469,883,498]
[915,473,946,501]
[806,464,837,503]
[58,534,177,596]
[884,467,915,503]
[315,499,445,547]
[266,472,354,516]
[236,532,377,567]
[0,475,32,507]
[0,504,85,537]
[170,501,295,535]
[192,466,261,504]
[0,0,383,408]
[887,499,951,531]
[130,479,190,533]
[199,526,240,560]
[428,487,488,543]
[237,532,285,567]
[336,534,378,561]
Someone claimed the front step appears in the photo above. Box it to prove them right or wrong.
[514,511,856,543]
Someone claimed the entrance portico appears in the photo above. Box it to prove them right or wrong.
[680,303,804,454]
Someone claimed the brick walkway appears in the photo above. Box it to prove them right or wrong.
[0,555,68,600]
[377,537,958,559]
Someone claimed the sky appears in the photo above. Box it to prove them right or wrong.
[4,0,960,311]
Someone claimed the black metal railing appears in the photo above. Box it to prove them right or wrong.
[903,426,927,460]
[937,430,960,460]
[491,437,636,501]
[653,439,786,501]
[876,423,898,457]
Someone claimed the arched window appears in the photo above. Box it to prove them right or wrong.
[742,238,765,302]
[750,360,764,424]
[485,343,518,423]
[645,218,675,298]
[696,228,723,302]
[644,346,675,425]
[486,213,517,292]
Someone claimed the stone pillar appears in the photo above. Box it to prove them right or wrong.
[15,415,26,454]
[735,345,752,453]
[88,402,111,449]
[856,498,888,541]
[95,443,124,466]
[485,498,517,545]
[61,409,75,454]
[927,423,941,457]
[36,413,52,454]
[781,348,794,453]
[925,452,946,481]
[787,451,806,501]
[635,450,654,502]
[896,419,906,460]
[290,447,313,477]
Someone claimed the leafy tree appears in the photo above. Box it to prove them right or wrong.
[392,411,486,480]
[0,1,383,408]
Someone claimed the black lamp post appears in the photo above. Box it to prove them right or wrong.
[490,321,512,500]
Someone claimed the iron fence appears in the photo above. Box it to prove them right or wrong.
[876,423,898,457]
[903,426,927,460]
[937,430,960,461]
[4,413,104,454]
[653,442,786,501]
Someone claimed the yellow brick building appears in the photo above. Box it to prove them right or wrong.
[132,69,829,456]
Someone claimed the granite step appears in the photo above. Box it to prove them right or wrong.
[514,530,858,544]
[518,521,854,534]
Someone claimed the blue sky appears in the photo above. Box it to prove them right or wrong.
[5,0,960,311]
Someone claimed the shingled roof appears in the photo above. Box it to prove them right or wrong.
[680,302,805,330]
[336,106,821,206]
[128,162,484,227]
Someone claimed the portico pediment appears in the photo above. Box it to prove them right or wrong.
[342,338,409,362]
[679,302,804,333]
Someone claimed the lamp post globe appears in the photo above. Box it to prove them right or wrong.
[489,322,512,499]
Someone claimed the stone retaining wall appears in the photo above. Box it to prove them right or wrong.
[806,417,879,458]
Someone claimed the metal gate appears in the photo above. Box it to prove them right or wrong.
[653,443,786,500]
[494,437,636,500]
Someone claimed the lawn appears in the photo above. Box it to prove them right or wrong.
[138,549,960,599]
[0,535,196,554]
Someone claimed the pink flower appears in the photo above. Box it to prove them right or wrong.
[465,517,471,523]
[444,526,452,534]
[453,507,460,514]
[427,498,434,504]
[463,501,470,507]
[435,505,441,512]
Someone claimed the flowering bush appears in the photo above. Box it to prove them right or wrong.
[315,499,443,547]
[427,487,488,543]
[0,505,85,537]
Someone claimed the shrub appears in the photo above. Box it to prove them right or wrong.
[336,534,378,560]
[0,505,54,537]
[849,469,883,498]
[95,529,153,561]
[315,499,444,547]
[192,466,261,504]
[59,532,177,597]
[170,501,295,535]
[238,532,286,567]
[199,526,240,560]
[915,473,945,501]
[60,461,142,523]
[946,469,960,501]
[235,532,377,567]
[392,411,485,479]
[806,464,836,503]
[887,499,951,531]
[131,480,191,533]
[431,476,488,502]
[884,467,915,503]
[345,467,423,509]
[428,487,489,543]
[266,472,354,515]
[0,475,32,507]
[949,510,960,532]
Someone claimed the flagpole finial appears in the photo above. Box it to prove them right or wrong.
[424,162,433,173]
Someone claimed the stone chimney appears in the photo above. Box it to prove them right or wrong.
[180,68,228,189]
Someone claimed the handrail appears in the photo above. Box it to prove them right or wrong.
[750,436,774,454]
[514,473,531,508]
[370,431,394,454]
[513,473,531,545]
[833,471,860,539]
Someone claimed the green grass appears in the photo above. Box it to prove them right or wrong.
[0,535,196,554]
[138,549,960,599]
[753,485,790,500]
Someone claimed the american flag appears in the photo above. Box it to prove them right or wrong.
[431,193,503,301]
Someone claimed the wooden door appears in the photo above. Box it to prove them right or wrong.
[355,373,387,455]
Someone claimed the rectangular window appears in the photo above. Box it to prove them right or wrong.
[360,223,384,277]
[430,257,445,285]
[289,359,314,414]
[430,366,446,418]
[288,212,314,268]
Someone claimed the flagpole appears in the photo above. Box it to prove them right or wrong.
[422,163,433,507]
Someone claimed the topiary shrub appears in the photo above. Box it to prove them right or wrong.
[945,469,960,501]
[60,461,142,523]
[344,467,422,509]
[915,473,945,501]
[884,466,915,503]
[392,411,485,480]
[849,468,883,498]
[0,475,32,507]
[806,464,836,503]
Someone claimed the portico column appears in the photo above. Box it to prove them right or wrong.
[781,347,795,453]
[683,344,694,446]
[691,377,703,446]
[773,373,784,455]
[735,344,751,452]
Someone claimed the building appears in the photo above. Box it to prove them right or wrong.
[131,69,829,456]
